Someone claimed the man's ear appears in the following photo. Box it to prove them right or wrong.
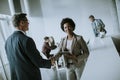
[19,21,24,26]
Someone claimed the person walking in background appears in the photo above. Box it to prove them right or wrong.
[5,13,55,80]
[55,18,89,80]
[42,36,57,59]
[89,15,107,38]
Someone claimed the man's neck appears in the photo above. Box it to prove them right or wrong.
[15,28,26,34]
[67,33,74,40]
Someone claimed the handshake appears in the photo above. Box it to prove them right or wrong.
[50,51,78,66]
[50,57,56,66]
[49,49,73,66]
[50,53,62,66]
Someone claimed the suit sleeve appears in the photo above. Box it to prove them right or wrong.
[99,19,105,28]
[77,36,89,61]
[25,38,51,68]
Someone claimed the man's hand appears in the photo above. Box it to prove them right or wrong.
[50,57,55,66]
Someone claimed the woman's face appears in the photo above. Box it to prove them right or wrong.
[63,23,74,34]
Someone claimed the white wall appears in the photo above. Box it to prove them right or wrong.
[28,17,46,52]
[0,0,120,80]
[0,0,120,45]
[38,0,120,43]
[116,0,120,27]
[21,0,120,51]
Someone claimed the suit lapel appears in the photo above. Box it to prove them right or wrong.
[62,37,67,51]
[71,35,77,54]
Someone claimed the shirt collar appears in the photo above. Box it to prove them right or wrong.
[15,29,26,35]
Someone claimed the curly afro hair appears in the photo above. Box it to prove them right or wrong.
[60,18,75,31]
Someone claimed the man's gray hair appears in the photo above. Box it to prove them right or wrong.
[12,13,27,27]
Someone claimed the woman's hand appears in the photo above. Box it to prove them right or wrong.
[64,54,78,62]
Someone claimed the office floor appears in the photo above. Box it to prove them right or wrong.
[81,37,120,80]
[41,36,120,80]
[0,36,120,80]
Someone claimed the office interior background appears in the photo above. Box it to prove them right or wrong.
[0,0,120,80]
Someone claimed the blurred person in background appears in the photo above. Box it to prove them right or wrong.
[89,15,107,38]
[42,36,57,59]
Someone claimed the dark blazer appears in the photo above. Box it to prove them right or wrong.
[5,31,51,80]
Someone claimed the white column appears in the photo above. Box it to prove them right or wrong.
[110,0,120,34]
[8,0,15,15]
[21,0,30,16]
[115,0,120,28]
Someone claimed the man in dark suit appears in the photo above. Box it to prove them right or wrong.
[5,13,55,80]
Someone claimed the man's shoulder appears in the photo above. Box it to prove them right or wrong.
[8,31,31,42]
[96,19,102,22]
